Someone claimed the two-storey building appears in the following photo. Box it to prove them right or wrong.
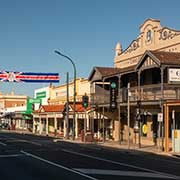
[89,19,180,151]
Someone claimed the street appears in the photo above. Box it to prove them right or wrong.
[0,131,180,180]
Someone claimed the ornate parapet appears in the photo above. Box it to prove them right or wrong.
[124,39,140,54]
[159,27,180,40]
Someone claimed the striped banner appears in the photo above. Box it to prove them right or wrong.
[0,71,59,83]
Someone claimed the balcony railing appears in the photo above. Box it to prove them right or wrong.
[91,83,180,106]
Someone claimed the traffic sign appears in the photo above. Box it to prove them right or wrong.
[158,113,163,122]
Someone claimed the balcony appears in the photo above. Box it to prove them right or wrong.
[90,83,180,106]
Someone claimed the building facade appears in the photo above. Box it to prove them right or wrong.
[32,78,96,139]
[89,19,180,151]
[0,91,28,130]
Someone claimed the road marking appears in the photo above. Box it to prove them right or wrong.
[0,141,7,146]
[74,169,176,179]
[62,149,180,180]
[28,141,42,146]
[6,139,42,146]
[20,150,98,180]
[0,154,23,158]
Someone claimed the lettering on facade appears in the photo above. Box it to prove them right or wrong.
[159,27,180,40]
[124,39,140,54]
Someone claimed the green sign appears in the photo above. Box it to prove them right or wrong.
[29,98,42,104]
[25,98,42,114]
[36,91,46,99]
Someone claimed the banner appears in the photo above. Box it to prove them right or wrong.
[0,71,59,83]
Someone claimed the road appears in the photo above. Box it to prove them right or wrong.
[0,131,180,180]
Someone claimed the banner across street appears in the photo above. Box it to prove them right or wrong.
[0,71,59,83]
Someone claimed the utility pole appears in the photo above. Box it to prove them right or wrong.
[66,72,69,139]
[54,50,77,140]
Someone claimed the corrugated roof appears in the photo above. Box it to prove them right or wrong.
[41,105,64,112]
[69,102,91,112]
[150,50,180,65]
[95,67,121,77]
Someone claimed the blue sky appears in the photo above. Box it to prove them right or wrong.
[0,0,180,97]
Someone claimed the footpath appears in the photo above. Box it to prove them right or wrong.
[2,129,180,158]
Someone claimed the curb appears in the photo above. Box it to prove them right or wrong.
[2,130,180,157]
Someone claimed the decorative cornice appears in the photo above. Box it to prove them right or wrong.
[159,27,180,40]
[124,39,140,54]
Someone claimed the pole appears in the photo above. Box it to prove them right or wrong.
[172,109,175,152]
[84,109,87,142]
[54,50,76,140]
[102,79,105,143]
[161,67,164,151]
[66,72,69,139]
[118,75,121,144]
[127,83,130,149]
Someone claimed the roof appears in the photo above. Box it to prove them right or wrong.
[35,103,91,113]
[96,67,121,77]
[150,51,180,65]
[88,66,121,81]
[41,105,64,112]
[69,102,91,112]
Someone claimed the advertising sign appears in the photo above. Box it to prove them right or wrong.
[168,68,180,83]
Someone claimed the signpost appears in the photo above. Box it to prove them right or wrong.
[158,113,163,150]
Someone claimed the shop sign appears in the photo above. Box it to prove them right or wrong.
[168,68,180,83]
[36,91,46,99]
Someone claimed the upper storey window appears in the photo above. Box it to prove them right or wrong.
[146,30,152,42]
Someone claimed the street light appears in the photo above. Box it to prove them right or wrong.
[54,50,77,140]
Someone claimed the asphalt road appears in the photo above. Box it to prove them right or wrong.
[0,131,180,180]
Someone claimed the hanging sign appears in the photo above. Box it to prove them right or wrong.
[0,71,59,83]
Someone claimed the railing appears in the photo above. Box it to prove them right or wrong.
[91,83,180,106]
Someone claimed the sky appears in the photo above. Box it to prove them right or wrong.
[0,0,180,97]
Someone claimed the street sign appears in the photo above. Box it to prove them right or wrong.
[158,113,163,122]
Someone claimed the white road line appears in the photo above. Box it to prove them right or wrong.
[6,139,42,146]
[0,141,7,146]
[27,141,42,146]
[74,169,176,179]
[20,150,98,180]
[0,154,23,158]
[62,149,180,180]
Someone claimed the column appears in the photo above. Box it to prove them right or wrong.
[87,112,89,131]
[39,117,42,135]
[33,116,35,134]
[91,111,94,133]
[114,120,120,141]
[161,66,164,151]
[54,115,57,136]
[165,104,169,152]
[75,113,78,139]
[46,116,48,135]
[63,117,66,138]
